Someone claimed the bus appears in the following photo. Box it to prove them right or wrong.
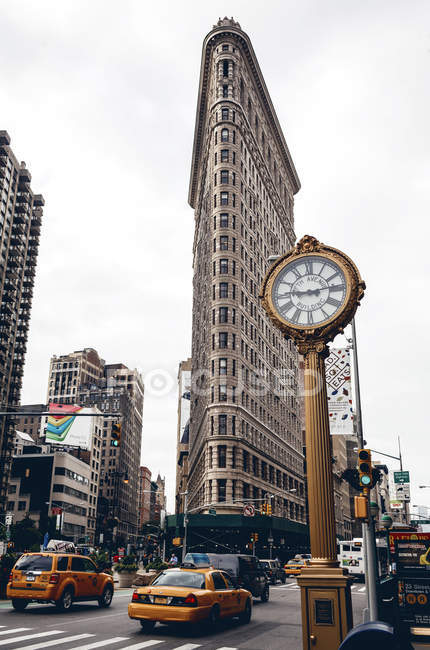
[338,538,365,580]
[338,537,390,580]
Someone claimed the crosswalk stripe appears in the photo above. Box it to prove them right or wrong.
[0,630,64,646]
[0,628,31,636]
[116,642,164,649]
[173,645,201,650]
[15,633,95,650]
[68,638,130,650]
[216,647,238,650]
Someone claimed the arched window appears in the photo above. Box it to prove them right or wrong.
[221,128,229,142]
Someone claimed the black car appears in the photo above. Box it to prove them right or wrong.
[183,553,270,602]
[259,559,286,584]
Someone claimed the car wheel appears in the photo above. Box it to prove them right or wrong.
[98,584,113,608]
[261,586,269,603]
[140,620,156,633]
[239,598,252,624]
[208,604,220,628]
[12,599,28,611]
[55,587,74,611]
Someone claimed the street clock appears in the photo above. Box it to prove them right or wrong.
[260,235,365,348]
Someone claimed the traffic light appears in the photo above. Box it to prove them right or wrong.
[254,532,259,542]
[354,495,368,520]
[267,503,272,516]
[358,449,372,488]
[260,504,267,515]
[111,422,122,447]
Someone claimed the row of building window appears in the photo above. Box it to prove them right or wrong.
[213,213,235,229]
[215,129,236,144]
[214,149,236,164]
[214,170,236,186]
[213,258,236,275]
[212,306,235,325]
[213,282,236,299]
[214,192,236,207]
[213,236,236,252]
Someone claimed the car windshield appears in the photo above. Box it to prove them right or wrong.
[15,555,53,572]
[151,571,206,589]
[287,560,300,565]
[260,561,269,569]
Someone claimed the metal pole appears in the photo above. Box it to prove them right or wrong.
[182,491,188,563]
[351,318,378,621]
[367,510,379,620]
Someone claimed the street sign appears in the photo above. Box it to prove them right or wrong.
[243,504,255,517]
[51,507,62,516]
[208,508,216,516]
[390,500,404,510]
[394,471,410,484]
[396,484,410,500]
[5,514,13,526]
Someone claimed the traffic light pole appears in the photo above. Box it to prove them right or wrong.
[351,318,378,621]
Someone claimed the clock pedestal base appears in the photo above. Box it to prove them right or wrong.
[297,566,353,650]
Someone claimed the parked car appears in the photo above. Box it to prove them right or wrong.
[7,552,114,611]
[183,553,270,602]
[259,559,286,584]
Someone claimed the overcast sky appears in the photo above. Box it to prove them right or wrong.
[2,0,429,514]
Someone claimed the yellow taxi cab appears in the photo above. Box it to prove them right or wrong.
[7,552,114,611]
[284,558,309,577]
[128,565,252,632]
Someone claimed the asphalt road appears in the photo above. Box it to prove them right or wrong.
[0,579,370,650]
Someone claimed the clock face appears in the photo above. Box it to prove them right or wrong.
[272,255,347,327]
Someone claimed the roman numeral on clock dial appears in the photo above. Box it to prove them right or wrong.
[304,260,313,274]
[280,301,294,315]
[291,308,301,323]
[326,296,341,307]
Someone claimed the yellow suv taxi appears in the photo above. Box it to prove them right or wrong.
[7,552,114,611]
[129,566,252,633]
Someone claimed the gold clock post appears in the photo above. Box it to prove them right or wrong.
[260,235,365,650]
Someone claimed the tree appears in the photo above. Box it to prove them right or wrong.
[11,516,42,551]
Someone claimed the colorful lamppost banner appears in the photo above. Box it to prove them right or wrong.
[325,348,354,435]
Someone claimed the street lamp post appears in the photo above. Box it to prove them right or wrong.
[260,235,365,649]
[182,490,189,563]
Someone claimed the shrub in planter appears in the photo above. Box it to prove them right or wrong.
[113,555,138,588]
[145,557,169,572]
[114,554,138,573]
[90,550,112,573]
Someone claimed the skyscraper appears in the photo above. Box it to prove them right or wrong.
[187,19,306,534]
[0,130,44,509]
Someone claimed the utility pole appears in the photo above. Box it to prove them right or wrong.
[182,491,188,563]
[351,318,378,621]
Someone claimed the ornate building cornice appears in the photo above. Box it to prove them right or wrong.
[188,20,301,208]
